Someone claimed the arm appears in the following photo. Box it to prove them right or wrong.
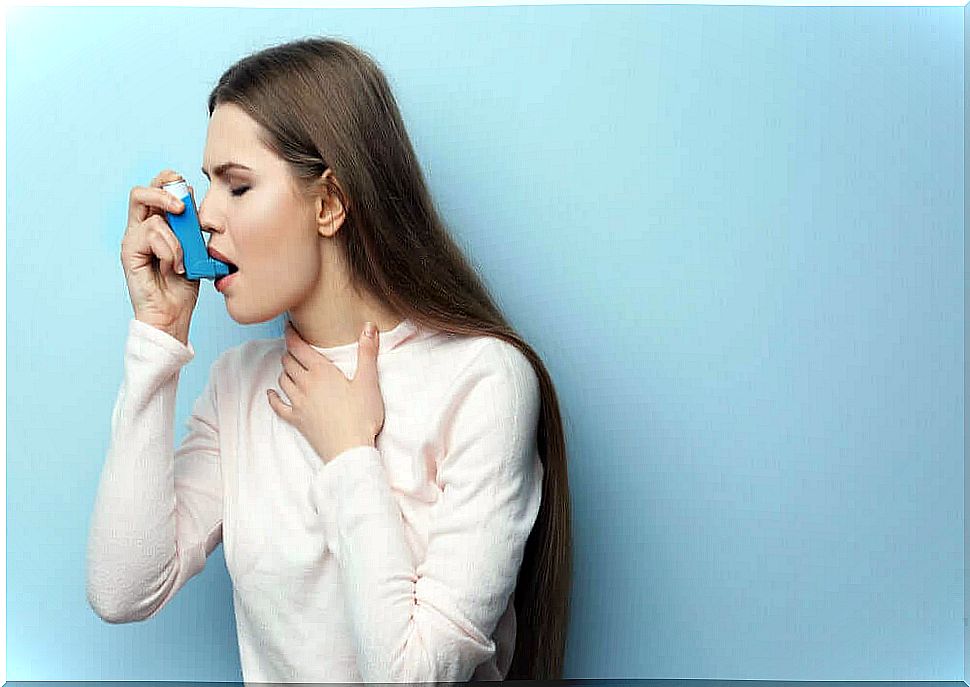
[311,341,544,682]
[85,318,224,623]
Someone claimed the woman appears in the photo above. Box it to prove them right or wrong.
[86,36,571,682]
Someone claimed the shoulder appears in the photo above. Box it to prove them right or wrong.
[475,337,537,389]
[445,334,541,419]
[435,334,542,475]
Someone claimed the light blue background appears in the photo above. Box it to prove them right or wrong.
[6,4,967,682]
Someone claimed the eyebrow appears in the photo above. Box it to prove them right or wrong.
[200,162,254,179]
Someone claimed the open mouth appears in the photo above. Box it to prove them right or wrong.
[208,247,239,275]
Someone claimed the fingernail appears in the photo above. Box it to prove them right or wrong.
[364,322,376,338]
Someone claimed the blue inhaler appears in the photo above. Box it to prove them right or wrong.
[161,178,232,281]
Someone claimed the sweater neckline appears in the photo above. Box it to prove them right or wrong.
[298,317,419,362]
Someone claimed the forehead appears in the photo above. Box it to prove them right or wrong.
[202,103,273,168]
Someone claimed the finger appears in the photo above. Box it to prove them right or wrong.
[152,214,183,273]
[284,321,314,369]
[353,325,379,382]
[151,169,182,187]
[145,230,174,278]
[279,371,298,401]
[280,353,302,383]
[151,214,186,274]
[145,170,184,219]
[283,325,303,365]
[282,349,308,374]
[267,389,290,417]
[128,186,186,226]
[147,217,181,277]
[146,170,183,216]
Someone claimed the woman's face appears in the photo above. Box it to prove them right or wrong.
[197,103,321,324]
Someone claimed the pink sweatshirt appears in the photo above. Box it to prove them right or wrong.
[85,316,543,683]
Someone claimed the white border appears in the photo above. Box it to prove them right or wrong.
[2,0,967,683]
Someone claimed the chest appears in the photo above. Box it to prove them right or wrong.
[219,366,444,589]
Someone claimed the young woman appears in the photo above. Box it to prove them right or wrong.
[86,36,571,682]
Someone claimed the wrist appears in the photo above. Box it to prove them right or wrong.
[135,314,192,346]
[160,326,191,347]
[322,437,375,465]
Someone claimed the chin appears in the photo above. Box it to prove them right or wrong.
[225,301,283,326]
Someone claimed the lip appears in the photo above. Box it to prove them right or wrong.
[207,246,235,265]
[215,271,237,293]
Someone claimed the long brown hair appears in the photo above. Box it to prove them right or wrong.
[207,36,571,679]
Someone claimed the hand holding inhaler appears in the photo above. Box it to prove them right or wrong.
[120,170,215,345]
[159,176,234,281]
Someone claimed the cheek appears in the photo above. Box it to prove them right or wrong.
[236,197,319,283]
[250,231,319,287]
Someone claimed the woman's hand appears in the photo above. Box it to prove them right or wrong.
[121,169,201,340]
[268,320,386,465]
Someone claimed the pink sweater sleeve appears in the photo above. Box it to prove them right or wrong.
[311,340,544,683]
[86,319,225,623]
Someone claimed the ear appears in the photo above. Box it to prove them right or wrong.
[315,169,348,238]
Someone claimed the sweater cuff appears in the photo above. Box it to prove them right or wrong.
[312,444,382,501]
[128,318,195,366]
[309,445,383,535]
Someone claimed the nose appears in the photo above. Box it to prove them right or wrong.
[195,188,220,235]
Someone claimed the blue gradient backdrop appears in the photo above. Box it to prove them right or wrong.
[6,4,967,682]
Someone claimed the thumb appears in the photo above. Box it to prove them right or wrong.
[355,322,379,380]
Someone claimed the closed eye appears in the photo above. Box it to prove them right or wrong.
[231,186,250,197]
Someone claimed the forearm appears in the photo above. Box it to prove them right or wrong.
[86,320,194,622]
[313,446,496,683]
